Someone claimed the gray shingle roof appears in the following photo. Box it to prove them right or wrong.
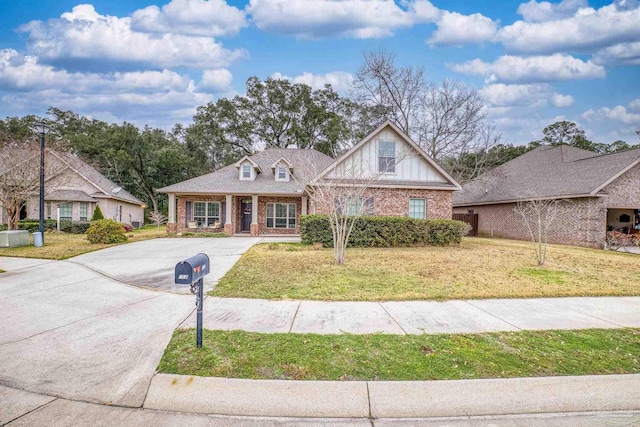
[454,145,640,206]
[45,189,96,202]
[52,150,145,206]
[158,148,335,194]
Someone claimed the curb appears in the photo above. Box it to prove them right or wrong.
[144,373,640,418]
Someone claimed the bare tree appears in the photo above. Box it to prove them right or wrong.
[351,49,424,134]
[148,210,167,228]
[513,199,570,266]
[417,79,488,161]
[300,145,410,265]
[351,51,495,175]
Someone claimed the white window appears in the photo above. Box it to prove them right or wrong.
[346,197,362,216]
[409,198,426,219]
[378,141,396,173]
[266,203,296,228]
[59,203,72,221]
[276,166,289,181]
[79,203,88,221]
[241,164,252,179]
[193,201,221,227]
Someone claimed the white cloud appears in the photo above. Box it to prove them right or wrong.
[516,0,587,22]
[200,69,233,92]
[19,4,246,69]
[272,71,354,93]
[449,54,605,83]
[629,98,640,111]
[480,83,572,108]
[247,0,439,39]
[427,11,498,46]
[593,41,640,66]
[498,2,640,56]
[583,104,640,125]
[131,0,247,37]
[0,48,211,126]
[551,93,574,107]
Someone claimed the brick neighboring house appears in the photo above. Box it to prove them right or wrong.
[453,145,640,247]
[159,121,461,236]
[0,149,146,227]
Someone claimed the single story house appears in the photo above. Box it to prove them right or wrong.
[0,149,146,227]
[453,145,640,247]
[159,121,461,236]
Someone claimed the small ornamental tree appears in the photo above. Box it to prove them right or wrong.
[86,219,127,244]
[91,205,104,221]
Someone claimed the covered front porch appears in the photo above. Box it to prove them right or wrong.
[166,193,309,236]
[607,208,640,234]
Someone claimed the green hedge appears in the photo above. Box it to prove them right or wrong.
[60,220,91,234]
[17,219,57,232]
[300,215,470,248]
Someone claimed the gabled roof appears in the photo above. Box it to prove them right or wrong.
[50,150,146,207]
[453,145,640,206]
[158,148,334,195]
[312,120,461,190]
[234,156,262,172]
[271,157,294,171]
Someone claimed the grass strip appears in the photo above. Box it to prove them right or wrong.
[158,328,640,380]
[211,239,640,301]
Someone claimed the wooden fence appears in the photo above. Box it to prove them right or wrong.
[453,212,478,237]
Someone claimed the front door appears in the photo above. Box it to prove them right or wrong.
[241,199,252,232]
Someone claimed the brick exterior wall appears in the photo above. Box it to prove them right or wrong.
[314,188,453,219]
[453,197,607,248]
[174,195,226,233]
[258,196,302,235]
[602,163,640,208]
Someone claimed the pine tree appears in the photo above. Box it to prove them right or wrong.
[91,205,104,221]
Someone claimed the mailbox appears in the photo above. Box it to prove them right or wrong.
[175,253,210,285]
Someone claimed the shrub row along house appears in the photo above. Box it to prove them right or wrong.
[159,121,461,236]
[0,149,145,228]
[453,145,640,247]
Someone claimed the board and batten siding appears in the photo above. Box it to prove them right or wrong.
[327,128,445,182]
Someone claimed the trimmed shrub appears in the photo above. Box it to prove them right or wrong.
[91,205,104,221]
[300,215,470,248]
[18,219,57,232]
[86,219,128,244]
[70,221,91,234]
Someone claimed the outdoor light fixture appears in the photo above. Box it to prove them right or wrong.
[33,122,50,245]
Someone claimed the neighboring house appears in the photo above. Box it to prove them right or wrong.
[0,149,146,227]
[453,145,640,247]
[159,121,461,236]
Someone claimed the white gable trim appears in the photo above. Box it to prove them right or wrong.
[312,120,461,190]
[234,156,262,173]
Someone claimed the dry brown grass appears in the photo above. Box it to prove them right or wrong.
[213,238,640,301]
[0,226,167,260]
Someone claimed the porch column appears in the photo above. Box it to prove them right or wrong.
[224,194,233,235]
[250,194,259,236]
[167,194,176,233]
[302,196,308,215]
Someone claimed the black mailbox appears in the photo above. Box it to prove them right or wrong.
[175,253,210,285]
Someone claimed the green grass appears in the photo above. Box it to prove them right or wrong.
[211,238,640,301]
[158,328,640,380]
[0,226,167,260]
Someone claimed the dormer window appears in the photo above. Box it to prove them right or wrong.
[242,164,251,179]
[276,166,289,181]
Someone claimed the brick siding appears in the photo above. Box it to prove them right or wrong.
[314,188,453,219]
[602,163,640,208]
[454,197,607,248]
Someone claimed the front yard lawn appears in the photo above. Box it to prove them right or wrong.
[158,328,640,380]
[212,238,640,300]
[0,225,167,260]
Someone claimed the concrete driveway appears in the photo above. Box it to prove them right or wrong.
[70,237,261,293]
[0,237,262,407]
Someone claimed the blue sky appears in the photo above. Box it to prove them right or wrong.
[0,0,638,145]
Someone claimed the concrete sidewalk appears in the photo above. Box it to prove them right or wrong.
[184,295,640,335]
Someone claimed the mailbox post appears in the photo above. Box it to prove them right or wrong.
[175,253,210,348]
